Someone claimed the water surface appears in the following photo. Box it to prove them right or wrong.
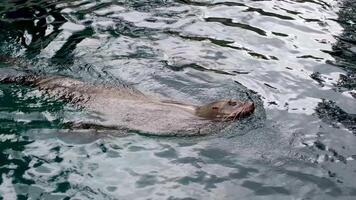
[0,0,355,199]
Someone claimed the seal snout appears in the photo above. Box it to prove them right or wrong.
[230,101,255,120]
[242,101,255,116]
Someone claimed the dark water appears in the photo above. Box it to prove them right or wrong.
[0,0,355,199]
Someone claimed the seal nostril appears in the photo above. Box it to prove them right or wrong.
[248,102,255,109]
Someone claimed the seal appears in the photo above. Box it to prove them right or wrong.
[0,68,255,136]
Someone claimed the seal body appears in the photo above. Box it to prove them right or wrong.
[0,68,255,136]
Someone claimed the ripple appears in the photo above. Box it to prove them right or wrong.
[315,100,356,134]
[164,62,236,76]
[166,30,272,60]
[241,180,291,195]
[205,17,267,36]
[243,7,295,21]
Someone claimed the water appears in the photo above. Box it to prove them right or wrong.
[0,0,355,199]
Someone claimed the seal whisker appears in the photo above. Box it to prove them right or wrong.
[233,111,238,121]
[223,110,237,122]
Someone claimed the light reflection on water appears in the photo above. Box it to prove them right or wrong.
[0,0,355,199]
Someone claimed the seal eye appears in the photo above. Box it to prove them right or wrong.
[212,106,219,110]
[228,101,237,106]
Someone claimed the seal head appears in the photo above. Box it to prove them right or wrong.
[195,99,255,121]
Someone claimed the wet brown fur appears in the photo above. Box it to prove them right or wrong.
[0,67,255,135]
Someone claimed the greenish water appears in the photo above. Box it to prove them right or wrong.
[0,0,355,199]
